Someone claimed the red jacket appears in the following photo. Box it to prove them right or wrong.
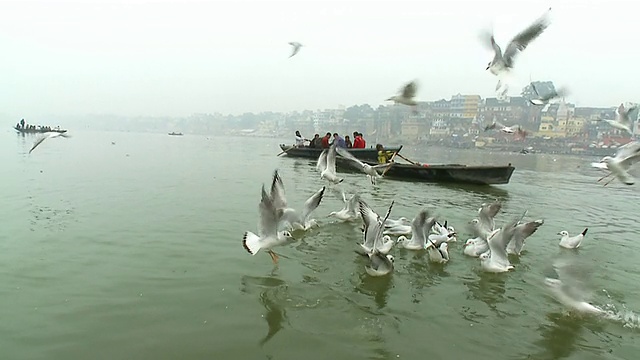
[353,136,365,148]
[321,136,330,148]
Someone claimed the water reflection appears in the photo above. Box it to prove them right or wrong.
[397,250,446,304]
[240,275,289,347]
[463,272,509,318]
[352,255,394,310]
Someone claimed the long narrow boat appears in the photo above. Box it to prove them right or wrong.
[14,126,67,134]
[279,144,515,185]
[278,144,402,162]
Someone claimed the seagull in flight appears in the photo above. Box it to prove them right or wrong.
[529,82,568,106]
[484,119,528,139]
[600,103,637,135]
[335,146,393,185]
[482,8,552,95]
[386,81,419,113]
[288,42,303,58]
[590,140,640,186]
[317,143,344,184]
[29,132,70,154]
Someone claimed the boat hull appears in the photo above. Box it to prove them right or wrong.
[279,144,402,162]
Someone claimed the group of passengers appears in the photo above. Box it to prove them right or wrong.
[295,131,366,149]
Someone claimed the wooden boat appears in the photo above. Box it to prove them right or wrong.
[168,132,184,136]
[279,144,515,185]
[14,126,67,134]
[278,144,403,162]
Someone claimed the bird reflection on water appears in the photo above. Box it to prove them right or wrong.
[240,275,289,347]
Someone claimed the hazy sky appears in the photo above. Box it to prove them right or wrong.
[0,0,637,118]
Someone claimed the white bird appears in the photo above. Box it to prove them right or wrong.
[383,223,412,237]
[288,42,303,58]
[396,209,436,250]
[463,237,489,257]
[384,217,411,228]
[479,219,518,273]
[506,219,545,255]
[591,140,640,186]
[357,198,395,255]
[484,120,528,139]
[328,191,361,222]
[242,184,295,264]
[317,143,344,184]
[601,103,637,135]
[335,146,393,185]
[427,240,449,264]
[29,132,70,154]
[558,228,588,249]
[482,8,552,95]
[386,81,419,113]
[529,82,568,106]
[364,250,395,277]
[544,258,603,315]
[269,170,325,231]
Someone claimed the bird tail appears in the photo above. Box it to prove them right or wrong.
[581,228,588,236]
[242,231,261,255]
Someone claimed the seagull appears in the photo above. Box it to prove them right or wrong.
[427,239,449,264]
[590,140,640,186]
[396,209,436,250]
[288,42,303,58]
[383,223,412,236]
[506,218,544,255]
[386,81,419,113]
[463,237,489,257]
[364,250,395,277]
[357,198,395,255]
[317,143,344,184]
[529,82,568,106]
[335,146,393,185]
[479,218,518,273]
[269,169,325,231]
[328,191,361,222]
[558,228,588,249]
[484,120,529,139]
[242,184,295,264]
[384,217,411,228]
[544,258,603,315]
[482,8,552,94]
[600,103,637,135]
[29,132,70,154]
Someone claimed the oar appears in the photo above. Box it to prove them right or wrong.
[276,146,296,157]
[381,147,402,177]
[396,153,422,166]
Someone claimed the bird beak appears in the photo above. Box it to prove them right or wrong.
[485,64,490,70]
[556,232,562,235]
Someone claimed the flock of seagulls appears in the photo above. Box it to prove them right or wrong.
[241,139,611,315]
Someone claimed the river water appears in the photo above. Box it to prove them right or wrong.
[1,129,639,359]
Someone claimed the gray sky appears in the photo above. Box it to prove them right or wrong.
[0,0,636,118]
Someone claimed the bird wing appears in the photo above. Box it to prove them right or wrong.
[301,186,325,222]
[510,219,544,253]
[29,134,52,154]
[369,250,392,271]
[479,201,501,231]
[336,146,365,167]
[316,149,328,172]
[358,199,379,249]
[410,209,429,243]
[326,143,338,172]
[503,8,552,67]
[401,81,417,99]
[488,218,518,265]
[270,169,288,209]
[615,141,640,163]
[258,185,279,238]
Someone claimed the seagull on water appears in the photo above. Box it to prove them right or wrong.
[558,228,588,249]
[328,191,361,222]
[427,239,450,264]
[482,8,552,95]
[506,218,544,256]
[29,132,70,154]
[288,42,303,58]
[357,198,395,255]
[269,169,325,231]
[590,140,640,186]
[336,146,393,185]
[317,143,344,184]
[386,81,419,113]
[242,184,295,264]
[396,209,436,250]
[479,218,518,273]
[364,250,395,277]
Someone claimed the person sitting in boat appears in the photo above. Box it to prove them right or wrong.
[20,118,25,129]
[294,130,308,148]
[345,135,353,148]
[353,132,366,148]
[308,134,321,148]
[321,132,331,148]
[376,144,395,164]
[332,133,346,148]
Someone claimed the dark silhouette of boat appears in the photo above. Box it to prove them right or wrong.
[279,144,515,185]
[168,132,183,136]
[14,126,67,134]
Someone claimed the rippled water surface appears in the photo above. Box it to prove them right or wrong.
[2,130,640,360]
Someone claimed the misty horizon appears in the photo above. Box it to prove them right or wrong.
[1,0,637,119]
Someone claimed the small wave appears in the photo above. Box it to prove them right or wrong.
[598,289,640,329]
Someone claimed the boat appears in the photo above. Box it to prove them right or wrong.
[279,144,515,185]
[278,144,403,162]
[168,132,183,136]
[14,126,67,134]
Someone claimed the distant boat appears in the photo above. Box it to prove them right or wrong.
[14,126,67,134]
[168,132,183,136]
